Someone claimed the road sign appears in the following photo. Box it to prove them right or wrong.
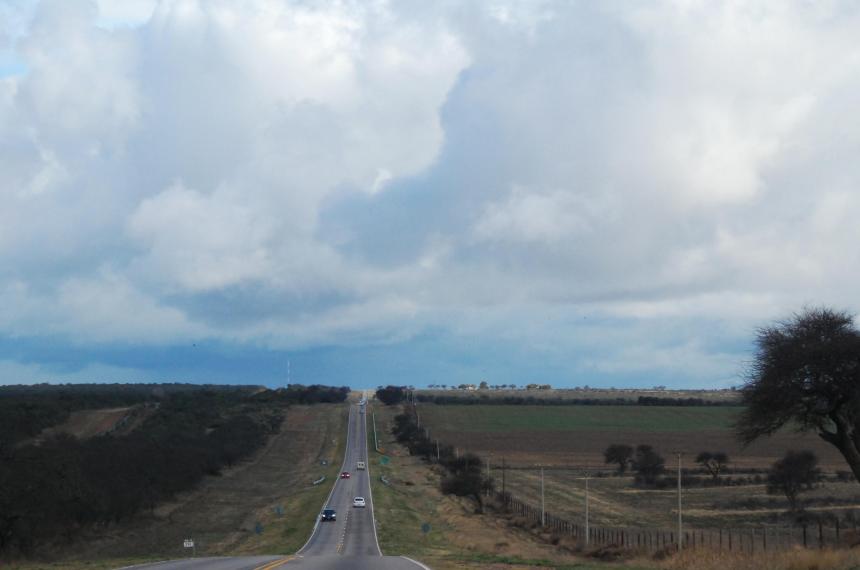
[255,521,264,535]
[421,523,431,534]
[380,456,390,465]
[183,539,194,548]
[274,505,284,516]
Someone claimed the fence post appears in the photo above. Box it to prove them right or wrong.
[729,530,733,551]
[763,527,767,551]
[819,521,824,549]
[803,525,807,548]
[750,529,754,554]
[836,518,841,543]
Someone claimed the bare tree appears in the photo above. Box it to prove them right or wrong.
[737,307,860,483]
[695,451,729,480]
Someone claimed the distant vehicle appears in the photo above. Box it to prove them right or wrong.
[356,461,366,470]
[353,497,366,508]
[321,508,337,521]
[340,471,351,479]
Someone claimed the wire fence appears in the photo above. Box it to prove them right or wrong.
[401,399,858,553]
[498,490,852,552]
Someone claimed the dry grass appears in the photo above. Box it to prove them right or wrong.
[51,403,349,563]
[658,546,860,570]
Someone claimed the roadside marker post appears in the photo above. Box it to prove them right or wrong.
[183,538,196,557]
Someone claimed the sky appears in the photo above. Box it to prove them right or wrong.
[1,0,860,389]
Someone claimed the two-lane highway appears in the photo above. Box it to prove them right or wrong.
[297,403,378,557]
[123,400,429,570]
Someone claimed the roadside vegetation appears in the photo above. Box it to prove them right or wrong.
[0,383,348,561]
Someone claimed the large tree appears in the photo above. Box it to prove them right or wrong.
[767,450,820,511]
[632,444,665,484]
[604,444,634,474]
[737,307,860,482]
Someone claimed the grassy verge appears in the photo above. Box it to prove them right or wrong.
[230,403,351,555]
[0,558,160,570]
[367,405,454,558]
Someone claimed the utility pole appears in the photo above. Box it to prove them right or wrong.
[502,457,506,497]
[436,439,440,461]
[585,474,590,546]
[540,466,546,527]
[677,451,683,551]
[486,455,491,498]
[372,412,379,452]
[416,410,420,429]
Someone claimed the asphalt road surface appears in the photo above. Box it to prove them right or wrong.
[121,401,429,570]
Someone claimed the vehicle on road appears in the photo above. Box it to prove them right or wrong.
[340,471,351,479]
[321,508,337,521]
[353,497,366,508]
[356,461,366,470]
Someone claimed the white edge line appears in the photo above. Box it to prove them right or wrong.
[363,394,383,556]
[296,404,354,555]
[114,560,174,570]
[401,555,433,570]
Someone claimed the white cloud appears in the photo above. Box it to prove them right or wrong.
[3,1,860,386]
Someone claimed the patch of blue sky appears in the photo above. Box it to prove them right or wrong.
[0,51,27,78]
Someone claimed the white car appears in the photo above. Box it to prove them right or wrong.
[353,496,366,508]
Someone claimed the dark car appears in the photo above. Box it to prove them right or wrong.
[340,471,351,479]
[321,508,337,521]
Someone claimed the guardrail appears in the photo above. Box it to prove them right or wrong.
[312,475,326,486]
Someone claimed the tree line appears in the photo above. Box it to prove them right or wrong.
[413,393,737,407]
[0,383,263,448]
[390,410,489,509]
[0,383,347,558]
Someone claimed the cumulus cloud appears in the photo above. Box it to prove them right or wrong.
[2,0,860,385]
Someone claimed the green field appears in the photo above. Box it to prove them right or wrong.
[421,404,742,433]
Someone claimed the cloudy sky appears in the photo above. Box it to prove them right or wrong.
[1,0,859,388]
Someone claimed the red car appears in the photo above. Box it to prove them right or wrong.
[340,471,351,479]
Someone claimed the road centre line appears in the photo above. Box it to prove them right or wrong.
[253,557,293,570]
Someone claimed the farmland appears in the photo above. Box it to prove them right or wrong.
[418,404,845,469]
[417,403,860,530]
